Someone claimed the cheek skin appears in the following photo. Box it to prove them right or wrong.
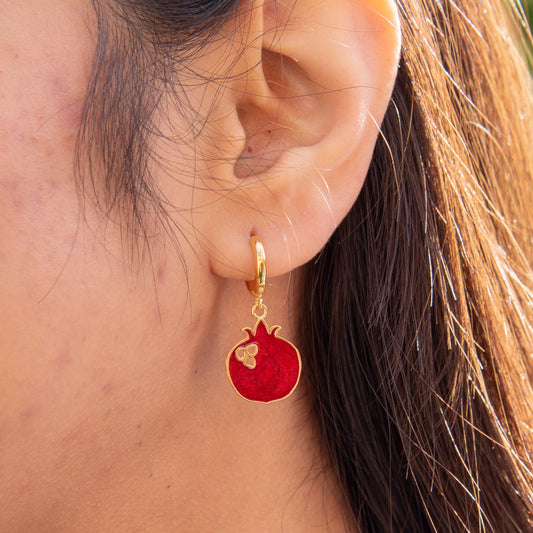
[0,2,205,527]
[0,2,92,321]
[0,3,91,169]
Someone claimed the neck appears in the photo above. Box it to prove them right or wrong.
[31,274,351,532]
[50,387,350,531]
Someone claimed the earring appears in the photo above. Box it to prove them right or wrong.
[226,236,302,403]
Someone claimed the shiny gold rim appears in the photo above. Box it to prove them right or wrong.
[245,236,266,300]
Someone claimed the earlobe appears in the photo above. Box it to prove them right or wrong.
[192,0,401,281]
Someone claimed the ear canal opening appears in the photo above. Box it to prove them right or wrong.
[234,102,284,179]
[233,48,318,179]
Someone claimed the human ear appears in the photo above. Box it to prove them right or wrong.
[189,0,401,279]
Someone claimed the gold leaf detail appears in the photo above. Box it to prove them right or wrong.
[236,343,258,369]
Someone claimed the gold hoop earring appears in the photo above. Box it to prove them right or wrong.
[226,236,302,403]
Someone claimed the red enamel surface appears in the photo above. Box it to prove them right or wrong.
[227,320,301,403]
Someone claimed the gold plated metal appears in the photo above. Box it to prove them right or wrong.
[235,343,259,369]
[226,235,302,403]
[251,302,268,320]
[245,236,266,301]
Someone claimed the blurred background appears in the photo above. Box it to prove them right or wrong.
[521,0,533,62]
[523,0,533,29]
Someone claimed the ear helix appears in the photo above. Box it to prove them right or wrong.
[225,236,301,403]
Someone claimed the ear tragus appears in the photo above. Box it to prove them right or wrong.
[171,0,401,281]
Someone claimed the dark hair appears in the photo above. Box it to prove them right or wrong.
[301,1,533,530]
[78,1,533,531]
[77,0,242,244]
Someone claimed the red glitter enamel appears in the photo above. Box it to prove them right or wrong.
[226,319,301,403]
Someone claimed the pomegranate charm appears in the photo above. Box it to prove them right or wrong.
[226,236,302,403]
[226,317,301,403]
